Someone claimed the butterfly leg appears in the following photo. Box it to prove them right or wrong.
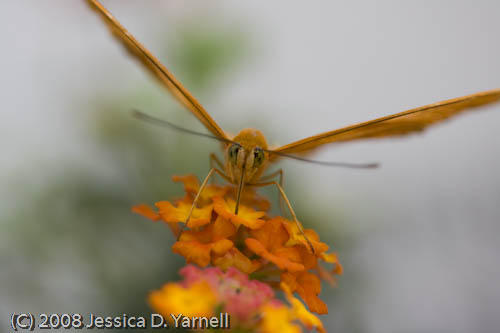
[260,169,286,217]
[209,153,224,184]
[177,167,231,240]
[248,180,315,254]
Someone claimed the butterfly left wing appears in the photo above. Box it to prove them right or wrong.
[271,89,500,157]
[86,0,229,140]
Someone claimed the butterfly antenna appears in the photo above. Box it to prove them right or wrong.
[132,110,235,145]
[265,149,379,169]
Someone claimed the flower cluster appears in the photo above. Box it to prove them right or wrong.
[150,265,325,332]
[134,174,343,330]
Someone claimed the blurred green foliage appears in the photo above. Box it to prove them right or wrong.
[169,25,249,92]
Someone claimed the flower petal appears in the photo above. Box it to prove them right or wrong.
[173,174,229,202]
[132,204,160,221]
[172,174,200,195]
[155,200,213,228]
[211,239,234,255]
[172,241,212,267]
[281,271,328,315]
[282,219,329,254]
[133,203,179,234]
[245,238,304,272]
[285,293,326,333]
[248,217,290,251]
[210,216,238,240]
[212,247,261,274]
[259,303,301,333]
[213,196,265,229]
[230,187,271,212]
[321,252,343,275]
[149,281,217,319]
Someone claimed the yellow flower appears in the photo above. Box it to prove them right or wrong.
[213,196,266,229]
[156,198,213,228]
[260,303,301,333]
[284,290,326,333]
[149,281,217,319]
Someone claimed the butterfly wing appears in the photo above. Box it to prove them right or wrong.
[86,0,228,140]
[272,89,500,157]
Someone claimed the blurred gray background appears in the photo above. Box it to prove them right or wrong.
[1,1,500,332]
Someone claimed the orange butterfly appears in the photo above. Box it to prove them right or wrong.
[86,0,500,249]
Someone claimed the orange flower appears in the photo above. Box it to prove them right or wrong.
[230,187,271,212]
[172,174,200,195]
[134,174,343,316]
[132,204,160,221]
[172,216,236,267]
[212,247,261,274]
[156,198,213,228]
[213,196,266,229]
[282,218,329,254]
[132,203,180,235]
[281,271,328,315]
[321,252,343,275]
[245,217,305,272]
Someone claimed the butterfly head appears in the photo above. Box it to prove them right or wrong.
[225,128,269,184]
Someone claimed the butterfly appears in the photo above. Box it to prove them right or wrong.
[86,0,500,250]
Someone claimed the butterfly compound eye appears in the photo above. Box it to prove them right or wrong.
[228,144,240,164]
[253,147,265,168]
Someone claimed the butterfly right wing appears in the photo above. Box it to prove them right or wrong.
[86,0,229,140]
[271,89,500,157]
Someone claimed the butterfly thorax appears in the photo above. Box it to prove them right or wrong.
[225,128,270,184]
